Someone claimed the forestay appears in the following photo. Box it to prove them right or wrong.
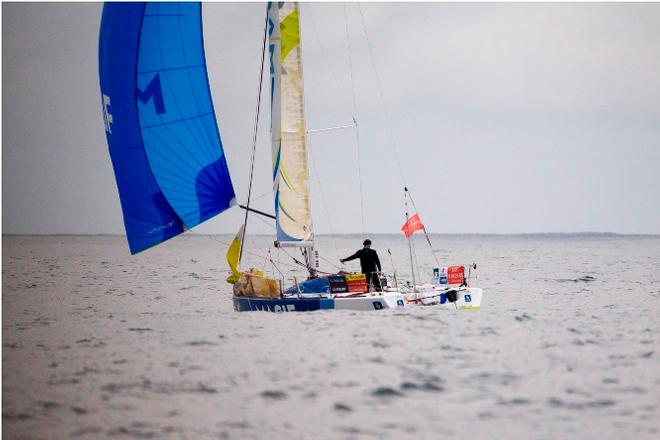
[99,2,235,254]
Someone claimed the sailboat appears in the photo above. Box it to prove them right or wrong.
[98,2,483,312]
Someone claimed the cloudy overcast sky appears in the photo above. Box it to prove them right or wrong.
[2,2,659,235]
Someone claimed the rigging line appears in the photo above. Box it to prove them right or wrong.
[204,234,253,258]
[277,245,281,276]
[280,246,307,267]
[261,246,272,272]
[410,233,422,284]
[278,245,338,276]
[306,4,355,120]
[358,5,441,275]
[307,124,355,134]
[307,136,340,257]
[405,187,442,269]
[356,3,407,188]
[278,247,312,271]
[406,199,422,283]
[319,254,343,271]
[405,191,423,282]
[267,249,285,281]
[344,3,366,238]
[251,211,277,231]
[204,234,317,277]
[251,190,274,202]
[204,234,306,273]
[404,192,417,285]
[240,8,269,264]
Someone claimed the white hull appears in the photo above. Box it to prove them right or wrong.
[404,286,483,310]
[333,292,406,310]
[233,287,482,312]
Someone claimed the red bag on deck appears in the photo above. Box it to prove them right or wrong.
[447,266,464,285]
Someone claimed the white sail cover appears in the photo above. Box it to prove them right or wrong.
[268,2,313,243]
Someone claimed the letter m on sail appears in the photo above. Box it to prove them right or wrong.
[137,74,166,114]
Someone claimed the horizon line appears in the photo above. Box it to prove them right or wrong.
[3,232,659,238]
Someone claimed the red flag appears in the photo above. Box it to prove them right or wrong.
[401,213,424,238]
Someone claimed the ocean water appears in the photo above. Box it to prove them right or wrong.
[2,234,659,439]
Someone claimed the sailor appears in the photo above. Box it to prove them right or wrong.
[340,239,382,291]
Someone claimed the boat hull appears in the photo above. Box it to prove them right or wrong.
[233,292,406,312]
[232,287,483,312]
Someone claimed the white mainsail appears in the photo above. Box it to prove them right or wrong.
[268,2,313,244]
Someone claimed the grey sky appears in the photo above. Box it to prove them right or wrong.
[2,2,659,236]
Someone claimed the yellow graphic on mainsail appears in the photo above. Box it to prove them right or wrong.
[269,2,313,242]
[280,9,300,61]
[226,225,244,284]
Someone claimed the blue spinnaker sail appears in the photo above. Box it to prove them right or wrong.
[99,2,235,254]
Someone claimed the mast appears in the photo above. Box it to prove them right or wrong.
[404,189,416,286]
